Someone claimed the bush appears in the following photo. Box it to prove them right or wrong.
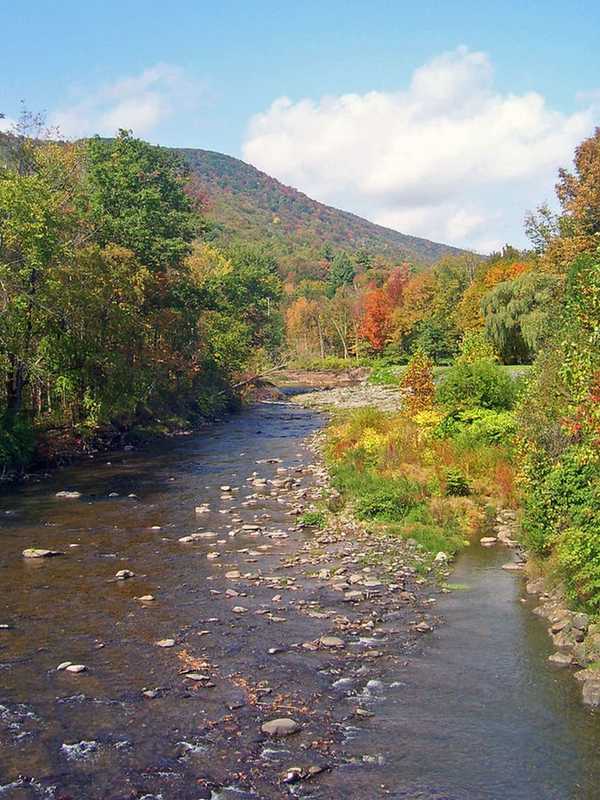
[437,358,516,411]
[435,408,517,446]
[400,351,435,413]
[298,510,326,528]
[444,467,471,496]
[0,415,36,472]
[354,481,422,522]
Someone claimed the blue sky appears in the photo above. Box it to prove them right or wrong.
[2,0,599,251]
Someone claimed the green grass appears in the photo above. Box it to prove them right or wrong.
[369,363,533,386]
[298,510,326,528]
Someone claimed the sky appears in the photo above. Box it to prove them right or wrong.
[2,0,599,253]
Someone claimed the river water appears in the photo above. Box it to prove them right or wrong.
[1,400,600,799]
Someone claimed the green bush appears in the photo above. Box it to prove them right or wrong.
[437,358,517,411]
[435,407,517,446]
[521,445,599,556]
[298,510,326,528]
[0,416,36,471]
[444,467,471,496]
[354,478,422,522]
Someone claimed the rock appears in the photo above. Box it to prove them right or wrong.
[525,578,546,594]
[184,672,212,682]
[115,569,135,580]
[501,562,525,572]
[232,606,248,614]
[66,664,87,673]
[57,661,72,670]
[553,630,577,651]
[572,612,590,631]
[55,491,82,499]
[155,638,176,648]
[343,590,364,603]
[261,718,301,736]
[225,570,241,579]
[195,505,210,514]
[550,617,571,634]
[434,552,449,562]
[480,537,497,546]
[319,636,345,648]
[582,677,600,709]
[548,652,573,667]
[138,595,155,602]
[23,548,63,559]
[415,621,432,633]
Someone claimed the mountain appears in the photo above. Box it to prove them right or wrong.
[177,147,470,276]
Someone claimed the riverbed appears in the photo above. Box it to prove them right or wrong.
[1,399,600,799]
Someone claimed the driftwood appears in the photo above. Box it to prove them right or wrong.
[232,364,287,390]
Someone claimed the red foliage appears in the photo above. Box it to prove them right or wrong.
[385,263,411,304]
[358,288,393,351]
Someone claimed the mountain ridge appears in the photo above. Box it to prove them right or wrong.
[176,146,471,274]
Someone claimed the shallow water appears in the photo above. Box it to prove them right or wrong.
[1,400,600,799]
[328,545,600,800]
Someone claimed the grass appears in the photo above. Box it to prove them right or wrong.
[324,404,516,569]
[298,510,327,528]
[368,363,533,386]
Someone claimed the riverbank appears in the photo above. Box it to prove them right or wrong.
[293,380,600,711]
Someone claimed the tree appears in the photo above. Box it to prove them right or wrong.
[482,272,561,363]
[85,130,195,271]
[359,287,393,352]
[327,251,356,297]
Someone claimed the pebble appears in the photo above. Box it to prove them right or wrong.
[261,718,301,736]
[319,636,345,648]
[55,491,82,499]
[22,548,63,558]
[115,569,135,580]
[66,664,87,673]
[415,621,432,633]
[155,638,176,648]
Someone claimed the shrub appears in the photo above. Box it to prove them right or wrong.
[444,467,471,496]
[456,331,499,364]
[437,358,516,411]
[298,510,326,528]
[435,408,517,446]
[400,351,435,413]
[0,415,36,472]
[352,477,422,522]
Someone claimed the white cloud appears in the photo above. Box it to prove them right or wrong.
[50,64,205,139]
[243,46,598,252]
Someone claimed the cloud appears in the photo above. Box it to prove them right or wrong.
[243,46,598,252]
[50,64,205,139]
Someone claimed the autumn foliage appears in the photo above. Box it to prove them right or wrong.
[400,351,435,413]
